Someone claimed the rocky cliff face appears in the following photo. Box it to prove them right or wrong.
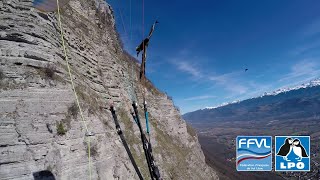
[0,0,218,179]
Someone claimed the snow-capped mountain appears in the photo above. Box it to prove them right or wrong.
[203,100,241,110]
[201,78,320,111]
[183,78,320,124]
[261,78,320,96]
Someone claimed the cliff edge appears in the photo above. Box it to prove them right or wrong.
[0,0,219,179]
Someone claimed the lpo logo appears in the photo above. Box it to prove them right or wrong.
[275,136,310,171]
[236,136,272,171]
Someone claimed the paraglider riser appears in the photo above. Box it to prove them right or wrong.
[132,102,160,180]
[110,106,144,180]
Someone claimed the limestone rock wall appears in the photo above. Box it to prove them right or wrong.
[0,0,219,179]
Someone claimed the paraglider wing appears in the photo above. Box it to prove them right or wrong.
[136,38,149,57]
[33,0,70,12]
[148,20,159,39]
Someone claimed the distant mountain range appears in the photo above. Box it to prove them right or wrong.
[183,78,320,124]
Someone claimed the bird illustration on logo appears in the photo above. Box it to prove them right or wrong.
[275,136,310,171]
[292,138,308,161]
[276,137,293,161]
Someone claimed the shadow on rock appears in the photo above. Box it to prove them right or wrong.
[33,170,56,180]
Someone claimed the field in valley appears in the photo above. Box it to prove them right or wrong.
[196,118,320,180]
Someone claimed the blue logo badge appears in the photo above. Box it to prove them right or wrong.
[236,136,272,171]
[275,136,310,171]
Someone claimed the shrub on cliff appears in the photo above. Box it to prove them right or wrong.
[56,122,66,135]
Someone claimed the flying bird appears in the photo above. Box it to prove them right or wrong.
[245,68,248,72]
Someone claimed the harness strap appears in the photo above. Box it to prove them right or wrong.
[110,106,144,180]
[132,102,161,180]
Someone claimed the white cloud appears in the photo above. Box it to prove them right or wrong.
[290,40,320,56]
[279,59,320,82]
[183,95,216,101]
[175,61,202,78]
[209,71,248,94]
[290,18,320,57]
[209,71,242,82]
[170,51,271,98]
[227,84,248,94]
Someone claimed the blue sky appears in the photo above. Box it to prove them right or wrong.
[106,0,320,114]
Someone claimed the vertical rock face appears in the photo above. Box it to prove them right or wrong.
[0,0,219,179]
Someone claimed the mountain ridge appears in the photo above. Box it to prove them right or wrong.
[197,78,320,112]
[183,78,320,124]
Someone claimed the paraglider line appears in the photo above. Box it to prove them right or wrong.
[56,0,92,179]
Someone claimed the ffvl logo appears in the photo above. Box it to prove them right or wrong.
[236,136,272,171]
[275,136,310,171]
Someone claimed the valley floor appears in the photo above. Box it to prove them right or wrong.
[199,136,284,180]
[197,118,320,180]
